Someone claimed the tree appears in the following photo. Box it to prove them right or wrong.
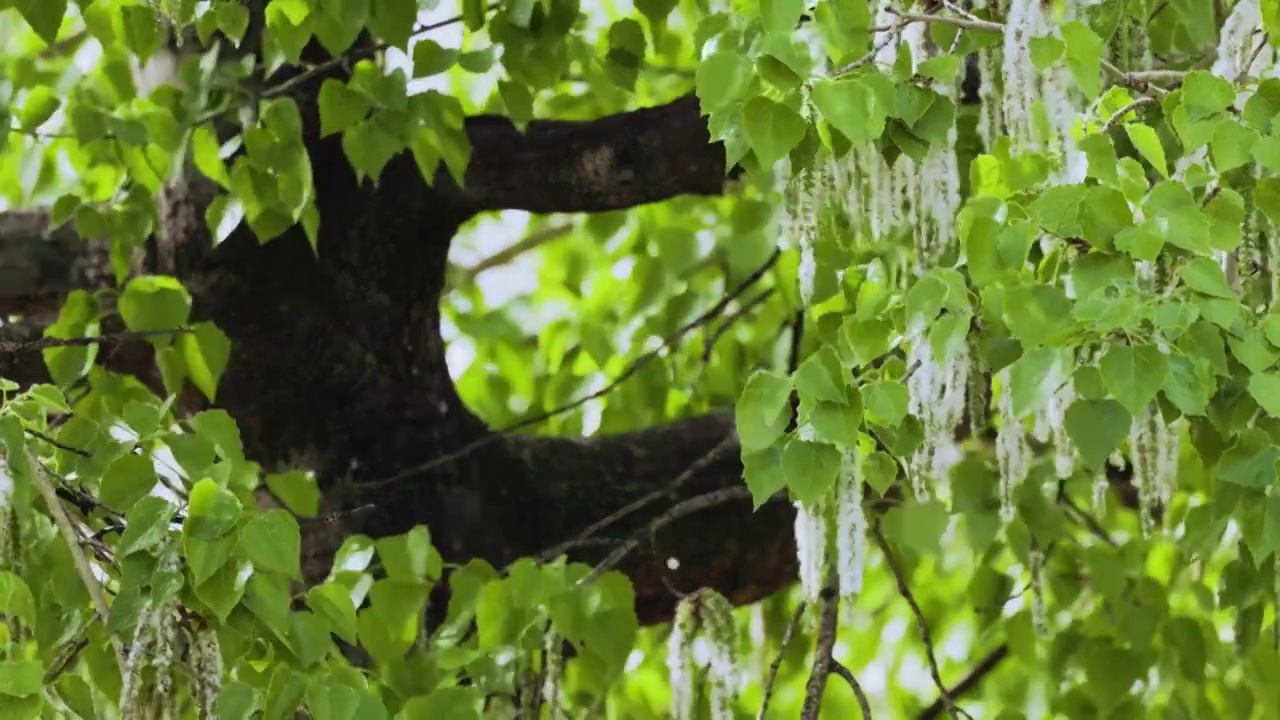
[1,0,1279,717]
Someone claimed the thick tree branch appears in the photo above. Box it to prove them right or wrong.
[454,95,731,213]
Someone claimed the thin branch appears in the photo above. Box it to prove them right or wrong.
[263,5,499,99]
[701,287,775,362]
[872,525,968,720]
[831,661,873,720]
[1238,32,1272,85]
[369,249,780,489]
[536,433,737,563]
[449,222,575,290]
[0,327,192,355]
[757,600,808,720]
[917,645,1010,720]
[24,428,89,457]
[885,8,1002,32]
[800,574,840,720]
[1101,96,1158,132]
[582,485,752,583]
[833,21,908,76]
[30,459,126,669]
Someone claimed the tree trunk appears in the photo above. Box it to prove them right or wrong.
[0,82,797,625]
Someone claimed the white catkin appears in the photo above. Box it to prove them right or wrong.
[1129,403,1179,536]
[907,335,970,500]
[794,497,828,603]
[1048,380,1077,481]
[120,603,158,715]
[668,599,698,720]
[1092,475,1109,517]
[189,626,223,720]
[1002,0,1085,181]
[700,591,739,696]
[1029,549,1048,638]
[996,380,1031,523]
[1211,0,1276,85]
[835,451,868,598]
[668,591,738,720]
[543,628,565,720]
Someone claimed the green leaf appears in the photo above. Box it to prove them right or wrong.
[1179,257,1236,298]
[861,380,909,427]
[0,574,36,630]
[1002,284,1070,348]
[217,0,251,43]
[376,526,442,583]
[1064,399,1131,468]
[758,0,805,36]
[17,87,60,130]
[1249,372,1280,418]
[369,0,417,48]
[696,52,751,113]
[1256,178,1280,226]
[100,453,158,512]
[342,117,405,182]
[808,400,863,447]
[781,439,842,506]
[185,478,245,540]
[0,661,42,697]
[1029,36,1064,70]
[1125,124,1168,178]
[735,370,793,451]
[1181,70,1236,123]
[179,322,231,401]
[412,39,458,78]
[811,78,887,146]
[119,276,192,335]
[1217,428,1280,488]
[742,97,807,168]
[117,496,176,557]
[743,447,786,508]
[240,510,303,580]
[307,584,360,646]
[1099,344,1169,417]
[794,347,847,404]
[319,80,373,138]
[1061,21,1103,98]
[265,470,321,517]
[401,687,483,720]
[13,0,66,45]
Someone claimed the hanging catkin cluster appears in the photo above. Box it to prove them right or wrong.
[667,589,739,720]
[186,625,223,720]
[121,598,181,719]
[834,450,868,598]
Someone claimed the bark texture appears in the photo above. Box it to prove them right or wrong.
[0,82,797,625]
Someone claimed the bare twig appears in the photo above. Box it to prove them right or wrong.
[369,249,780,488]
[872,525,968,720]
[263,4,500,99]
[30,459,126,669]
[1238,32,1272,84]
[1101,96,1158,132]
[831,661,873,719]
[583,486,752,583]
[447,222,575,291]
[800,574,840,719]
[0,327,192,355]
[701,287,775,362]
[885,8,1002,32]
[834,21,908,77]
[917,645,1010,720]
[24,428,90,457]
[757,601,808,720]
[536,433,737,563]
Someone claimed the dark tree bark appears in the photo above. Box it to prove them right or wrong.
[0,86,797,625]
